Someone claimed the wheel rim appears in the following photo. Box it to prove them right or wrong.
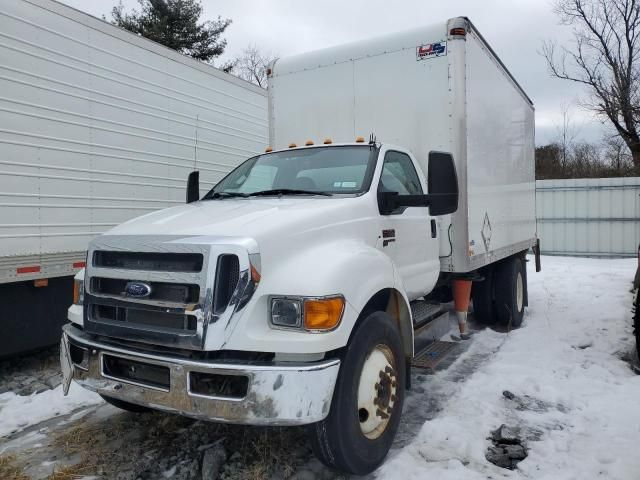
[516,270,524,313]
[357,344,397,440]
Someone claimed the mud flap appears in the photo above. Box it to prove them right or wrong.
[60,334,73,396]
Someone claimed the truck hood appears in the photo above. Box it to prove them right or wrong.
[105,197,366,243]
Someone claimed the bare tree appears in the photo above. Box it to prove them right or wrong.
[603,133,634,171]
[555,102,581,170]
[229,45,277,88]
[543,0,640,169]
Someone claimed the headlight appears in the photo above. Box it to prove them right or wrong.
[271,298,302,328]
[73,278,84,305]
[270,296,345,332]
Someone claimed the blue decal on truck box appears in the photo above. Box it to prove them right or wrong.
[416,42,447,60]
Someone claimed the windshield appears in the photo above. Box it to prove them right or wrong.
[204,145,376,198]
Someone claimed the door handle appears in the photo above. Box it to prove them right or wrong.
[430,219,437,238]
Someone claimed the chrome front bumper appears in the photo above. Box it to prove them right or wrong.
[61,325,340,426]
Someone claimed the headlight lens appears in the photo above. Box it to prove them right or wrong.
[73,278,84,305]
[270,296,345,332]
[271,298,302,328]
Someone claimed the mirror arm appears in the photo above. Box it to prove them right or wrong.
[378,191,432,215]
[394,194,432,207]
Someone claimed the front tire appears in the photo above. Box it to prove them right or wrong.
[307,311,406,475]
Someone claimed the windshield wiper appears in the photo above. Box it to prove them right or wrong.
[205,191,250,199]
[247,189,333,197]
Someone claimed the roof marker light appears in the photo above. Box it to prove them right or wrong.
[288,143,297,148]
[305,140,314,146]
[265,146,273,153]
[450,27,466,36]
[355,136,365,143]
[323,138,333,144]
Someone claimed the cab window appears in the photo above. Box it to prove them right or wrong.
[378,151,423,195]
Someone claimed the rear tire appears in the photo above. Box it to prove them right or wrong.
[307,311,405,475]
[472,267,496,325]
[494,256,526,328]
[100,394,151,413]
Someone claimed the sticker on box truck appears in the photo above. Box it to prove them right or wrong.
[416,41,447,61]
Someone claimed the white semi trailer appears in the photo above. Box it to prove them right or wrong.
[0,0,267,356]
[62,17,540,474]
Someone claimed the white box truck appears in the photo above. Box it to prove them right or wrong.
[0,0,267,356]
[61,17,539,474]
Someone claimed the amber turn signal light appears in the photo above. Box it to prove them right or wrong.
[304,296,345,331]
[73,280,80,304]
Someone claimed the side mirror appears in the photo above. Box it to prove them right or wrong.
[378,191,430,215]
[427,152,458,216]
[186,171,200,204]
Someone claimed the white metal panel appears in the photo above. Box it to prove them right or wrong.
[0,0,268,282]
[462,29,536,269]
[269,21,451,156]
[536,177,640,257]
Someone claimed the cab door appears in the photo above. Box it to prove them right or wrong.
[376,148,440,300]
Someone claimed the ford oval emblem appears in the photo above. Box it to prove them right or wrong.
[124,281,152,298]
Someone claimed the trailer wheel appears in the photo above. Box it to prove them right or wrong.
[307,311,405,475]
[494,256,526,328]
[472,267,496,325]
[100,394,151,413]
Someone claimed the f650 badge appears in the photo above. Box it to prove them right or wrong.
[416,42,447,61]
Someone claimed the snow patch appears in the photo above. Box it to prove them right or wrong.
[0,382,102,437]
[378,257,640,479]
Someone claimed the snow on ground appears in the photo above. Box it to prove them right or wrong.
[378,256,640,480]
[0,382,102,437]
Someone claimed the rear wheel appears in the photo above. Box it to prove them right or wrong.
[100,394,151,413]
[307,311,405,475]
[494,256,526,328]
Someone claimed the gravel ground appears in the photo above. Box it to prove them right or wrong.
[0,346,62,396]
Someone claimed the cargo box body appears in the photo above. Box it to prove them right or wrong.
[268,17,536,273]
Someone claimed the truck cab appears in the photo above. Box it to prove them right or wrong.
[62,17,537,475]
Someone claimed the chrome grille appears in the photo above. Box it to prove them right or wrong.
[83,236,253,351]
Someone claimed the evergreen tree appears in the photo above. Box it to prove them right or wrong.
[111,0,231,64]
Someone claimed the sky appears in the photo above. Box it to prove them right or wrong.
[57,0,610,145]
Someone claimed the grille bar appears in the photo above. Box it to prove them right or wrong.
[91,277,199,304]
[90,303,197,332]
[213,255,240,314]
[93,251,203,272]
